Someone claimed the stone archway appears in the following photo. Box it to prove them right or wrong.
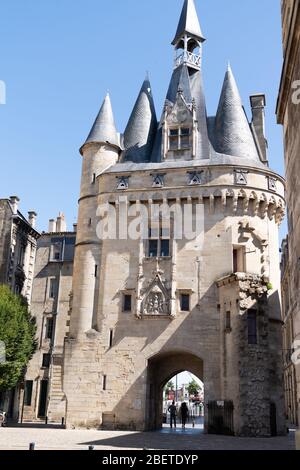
[145,350,204,430]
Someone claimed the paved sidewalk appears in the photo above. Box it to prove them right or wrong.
[0,426,296,450]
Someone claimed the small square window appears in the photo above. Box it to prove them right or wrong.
[42,354,51,369]
[170,129,179,136]
[181,128,190,136]
[123,294,132,312]
[180,294,190,312]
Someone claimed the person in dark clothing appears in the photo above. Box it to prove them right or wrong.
[180,402,189,429]
[168,401,177,428]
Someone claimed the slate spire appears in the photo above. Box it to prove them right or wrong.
[214,65,259,161]
[82,94,119,152]
[123,77,157,163]
[172,0,205,46]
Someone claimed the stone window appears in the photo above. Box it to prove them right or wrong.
[45,317,54,340]
[17,243,26,267]
[50,242,62,261]
[49,279,57,299]
[109,329,114,349]
[42,353,51,369]
[180,294,190,312]
[103,375,107,391]
[247,310,257,345]
[24,380,33,407]
[123,294,132,312]
[148,228,170,258]
[169,127,191,151]
[225,311,231,332]
[233,246,245,273]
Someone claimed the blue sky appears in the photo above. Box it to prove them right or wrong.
[0,0,286,235]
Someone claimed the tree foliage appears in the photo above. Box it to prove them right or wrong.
[164,380,175,392]
[187,379,200,396]
[0,285,37,392]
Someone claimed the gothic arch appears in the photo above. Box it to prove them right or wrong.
[146,350,204,430]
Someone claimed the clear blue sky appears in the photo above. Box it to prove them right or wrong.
[0,0,286,236]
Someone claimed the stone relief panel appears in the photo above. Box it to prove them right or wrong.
[139,273,171,318]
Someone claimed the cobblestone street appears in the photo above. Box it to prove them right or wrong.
[0,426,296,451]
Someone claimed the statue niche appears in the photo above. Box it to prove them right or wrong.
[141,275,171,317]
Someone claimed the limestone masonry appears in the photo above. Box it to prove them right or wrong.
[21,0,286,437]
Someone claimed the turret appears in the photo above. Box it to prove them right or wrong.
[70,94,121,338]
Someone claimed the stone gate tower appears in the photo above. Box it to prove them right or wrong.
[63,0,286,436]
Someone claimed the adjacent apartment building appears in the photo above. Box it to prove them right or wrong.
[276,0,300,444]
[0,196,39,417]
[19,214,76,423]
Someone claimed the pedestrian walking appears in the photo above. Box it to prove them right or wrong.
[168,401,177,428]
[180,402,189,429]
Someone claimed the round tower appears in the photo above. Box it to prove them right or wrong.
[69,94,120,338]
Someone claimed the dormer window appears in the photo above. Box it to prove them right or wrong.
[169,127,191,151]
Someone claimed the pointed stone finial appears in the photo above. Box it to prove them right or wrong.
[214,65,260,161]
[81,94,119,153]
[172,0,205,46]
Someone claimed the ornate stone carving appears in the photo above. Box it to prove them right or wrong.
[188,171,203,185]
[117,176,129,190]
[152,174,165,188]
[268,176,277,192]
[235,170,248,186]
[139,273,171,318]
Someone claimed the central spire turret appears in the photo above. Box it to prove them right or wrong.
[172,0,205,71]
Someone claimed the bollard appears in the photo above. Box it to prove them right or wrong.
[45,416,48,425]
[29,442,35,451]
[61,417,65,427]
[88,446,95,451]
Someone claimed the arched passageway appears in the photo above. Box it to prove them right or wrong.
[145,350,204,431]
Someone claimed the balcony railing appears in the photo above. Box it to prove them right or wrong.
[175,51,201,70]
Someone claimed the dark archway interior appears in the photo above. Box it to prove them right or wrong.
[146,350,204,430]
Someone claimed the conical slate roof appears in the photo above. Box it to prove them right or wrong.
[172,0,205,45]
[83,94,119,150]
[166,64,192,104]
[123,78,157,163]
[214,65,259,161]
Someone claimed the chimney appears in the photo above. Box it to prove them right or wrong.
[56,213,67,233]
[10,196,20,215]
[73,223,77,233]
[48,219,56,233]
[28,211,37,228]
[250,94,268,164]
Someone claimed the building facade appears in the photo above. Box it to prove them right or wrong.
[0,196,39,303]
[19,215,76,423]
[59,0,286,437]
[0,196,39,418]
[280,237,298,427]
[276,0,300,445]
